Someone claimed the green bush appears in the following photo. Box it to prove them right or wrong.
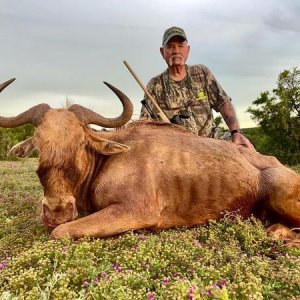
[247,67,300,165]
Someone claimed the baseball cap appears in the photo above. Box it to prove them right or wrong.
[162,26,187,46]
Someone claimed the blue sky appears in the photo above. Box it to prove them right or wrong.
[1,0,300,128]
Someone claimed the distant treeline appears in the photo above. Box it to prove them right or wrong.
[0,124,298,165]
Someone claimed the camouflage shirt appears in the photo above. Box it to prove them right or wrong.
[140,64,231,137]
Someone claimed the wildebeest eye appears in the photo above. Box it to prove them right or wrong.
[65,167,80,182]
[36,166,51,185]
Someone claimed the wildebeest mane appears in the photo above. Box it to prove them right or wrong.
[38,141,82,169]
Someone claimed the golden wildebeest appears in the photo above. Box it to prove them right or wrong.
[0,78,299,243]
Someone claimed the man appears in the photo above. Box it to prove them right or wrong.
[140,26,254,148]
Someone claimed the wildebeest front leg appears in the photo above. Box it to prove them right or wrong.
[50,204,156,239]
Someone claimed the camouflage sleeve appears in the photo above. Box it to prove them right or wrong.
[202,65,232,112]
[139,79,156,119]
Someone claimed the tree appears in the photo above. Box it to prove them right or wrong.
[247,67,300,164]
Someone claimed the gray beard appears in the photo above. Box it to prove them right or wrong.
[168,56,184,66]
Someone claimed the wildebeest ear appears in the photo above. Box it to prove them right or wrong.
[87,132,130,155]
[89,139,130,155]
[9,137,37,158]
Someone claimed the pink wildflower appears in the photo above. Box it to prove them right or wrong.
[0,259,8,270]
[113,262,122,273]
[83,280,89,288]
[147,293,154,300]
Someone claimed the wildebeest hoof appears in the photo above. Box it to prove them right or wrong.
[266,223,300,246]
[50,224,71,240]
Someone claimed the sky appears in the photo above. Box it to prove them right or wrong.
[1,0,300,128]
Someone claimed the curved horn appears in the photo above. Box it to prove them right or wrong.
[0,78,16,93]
[69,82,133,128]
[0,78,51,128]
[0,103,51,128]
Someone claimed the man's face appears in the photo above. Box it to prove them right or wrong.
[160,37,190,67]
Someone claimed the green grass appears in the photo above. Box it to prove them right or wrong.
[0,159,299,299]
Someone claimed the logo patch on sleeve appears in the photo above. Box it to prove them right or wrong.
[196,91,207,101]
